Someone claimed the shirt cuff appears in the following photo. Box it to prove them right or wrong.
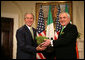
[50,40,53,47]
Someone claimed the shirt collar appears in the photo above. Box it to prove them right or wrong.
[63,26,66,28]
[62,25,66,29]
[26,24,31,30]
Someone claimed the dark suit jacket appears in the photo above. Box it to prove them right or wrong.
[16,25,37,59]
[53,23,78,59]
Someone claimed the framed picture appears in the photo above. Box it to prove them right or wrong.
[35,1,72,30]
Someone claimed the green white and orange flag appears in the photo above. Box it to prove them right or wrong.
[65,4,72,24]
[46,5,54,39]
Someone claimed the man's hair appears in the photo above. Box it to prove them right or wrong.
[59,12,70,18]
[24,13,34,19]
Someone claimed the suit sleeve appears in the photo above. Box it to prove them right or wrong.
[16,29,36,54]
[53,25,78,47]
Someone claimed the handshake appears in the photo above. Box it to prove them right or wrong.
[36,36,51,51]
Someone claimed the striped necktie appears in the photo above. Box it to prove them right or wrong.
[30,27,34,39]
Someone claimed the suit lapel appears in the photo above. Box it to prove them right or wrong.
[24,25,35,42]
[24,25,31,35]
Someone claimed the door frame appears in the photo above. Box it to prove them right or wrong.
[1,13,18,59]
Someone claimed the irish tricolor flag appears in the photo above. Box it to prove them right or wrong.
[46,5,54,39]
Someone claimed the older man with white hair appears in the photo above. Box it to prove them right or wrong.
[41,12,78,59]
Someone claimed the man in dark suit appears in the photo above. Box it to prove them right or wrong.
[41,12,78,59]
[16,13,46,59]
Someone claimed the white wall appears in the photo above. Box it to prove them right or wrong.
[73,1,84,39]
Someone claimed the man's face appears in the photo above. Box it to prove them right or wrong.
[24,14,34,27]
[59,13,70,26]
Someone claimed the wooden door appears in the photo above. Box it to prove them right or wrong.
[1,17,13,59]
